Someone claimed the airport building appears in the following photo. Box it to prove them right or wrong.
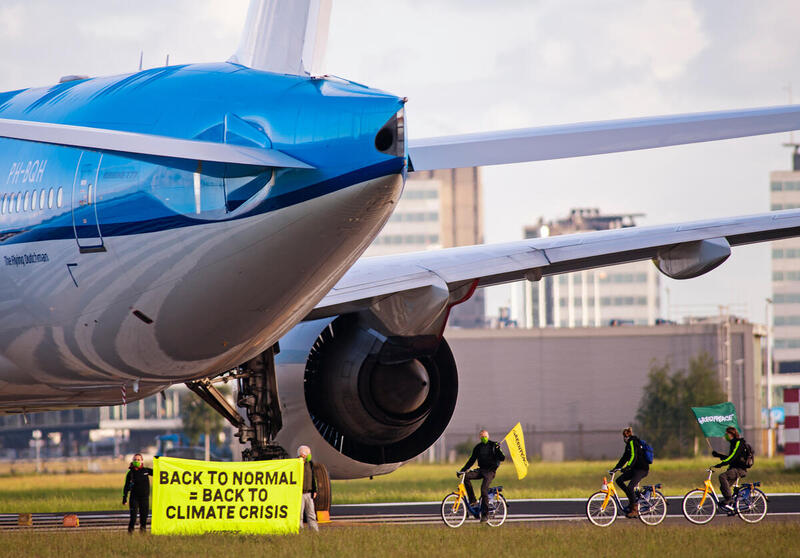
[0,388,182,459]
[365,167,485,327]
[513,209,660,328]
[438,316,767,461]
[771,145,800,374]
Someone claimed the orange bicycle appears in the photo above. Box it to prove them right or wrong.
[441,471,507,527]
[586,471,667,527]
[682,469,767,524]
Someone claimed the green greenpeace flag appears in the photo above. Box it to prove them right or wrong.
[691,402,740,438]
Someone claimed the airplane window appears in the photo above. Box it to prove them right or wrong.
[57,187,63,208]
[15,192,21,212]
[87,184,93,205]
[8,193,14,214]
[48,188,54,209]
[0,194,5,215]
[30,191,37,211]
[39,189,46,210]
[23,191,29,212]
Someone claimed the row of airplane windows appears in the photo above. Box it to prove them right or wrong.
[0,187,64,215]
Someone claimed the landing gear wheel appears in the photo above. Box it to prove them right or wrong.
[638,491,667,525]
[486,494,507,527]
[441,493,467,528]
[586,491,617,527]
[313,462,331,512]
[681,489,716,524]
[736,489,767,523]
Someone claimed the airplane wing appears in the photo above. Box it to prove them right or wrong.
[0,117,313,169]
[230,0,331,76]
[307,209,800,321]
[408,105,800,171]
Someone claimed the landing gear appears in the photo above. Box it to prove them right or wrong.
[185,343,332,515]
[185,343,288,461]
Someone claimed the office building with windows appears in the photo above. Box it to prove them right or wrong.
[514,208,659,328]
[770,146,800,373]
[365,168,485,327]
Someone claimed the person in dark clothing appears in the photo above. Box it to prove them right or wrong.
[297,445,319,532]
[610,427,649,519]
[712,426,748,510]
[458,429,505,522]
[122,453,153,533]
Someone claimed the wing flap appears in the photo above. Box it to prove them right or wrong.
[0,117,312,169]
[408,105,800,171]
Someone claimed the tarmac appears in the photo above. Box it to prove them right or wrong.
[0,494,797,531]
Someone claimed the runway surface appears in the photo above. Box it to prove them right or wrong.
[0,494,797,531]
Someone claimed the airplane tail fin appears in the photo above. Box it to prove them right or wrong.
[229,0,332,77]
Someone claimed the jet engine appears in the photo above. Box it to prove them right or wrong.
[273,315,458,479]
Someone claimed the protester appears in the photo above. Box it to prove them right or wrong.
[712,426,749,510]
[297,445,319,532]
[122,452,153,533]
[458,429,505,522]
[610,427,649,518]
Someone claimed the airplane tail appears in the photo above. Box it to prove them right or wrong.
[229,0,332,77]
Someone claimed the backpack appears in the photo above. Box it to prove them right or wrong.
[639,439,654,464]
[742,441,755,469]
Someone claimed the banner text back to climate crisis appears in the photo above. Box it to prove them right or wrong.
[151,456,304,535]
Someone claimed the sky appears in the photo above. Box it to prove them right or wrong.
[1,0,799,324]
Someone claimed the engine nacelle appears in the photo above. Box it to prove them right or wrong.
[273,316,458,479]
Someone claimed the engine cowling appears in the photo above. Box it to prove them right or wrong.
[273,315,458,479]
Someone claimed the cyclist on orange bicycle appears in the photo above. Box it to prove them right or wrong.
[712,426,749,511]
[609,427,649,519]
[458,429,505,522]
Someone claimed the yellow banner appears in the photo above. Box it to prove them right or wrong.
[151,456,303,535]
[504,422,529,479]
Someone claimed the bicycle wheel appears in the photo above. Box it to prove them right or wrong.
[638,491,667,526]
[486,494,507,527]
[586,491,617,527]
[441,493,467,528]
[736,488,767,524]
[682,489,716,524]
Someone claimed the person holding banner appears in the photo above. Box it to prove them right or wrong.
[297,445,319,532]
[712,426,748,510]
[122,453,153,533]
[458,429,505,522]
[609,427,649,519]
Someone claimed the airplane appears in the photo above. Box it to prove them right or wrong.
[0,0,799,497]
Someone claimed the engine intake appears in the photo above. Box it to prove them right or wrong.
[304,315,457,464]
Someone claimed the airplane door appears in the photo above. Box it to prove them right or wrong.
[72,151,105,253]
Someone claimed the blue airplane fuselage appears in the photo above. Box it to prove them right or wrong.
[0,63,406,410]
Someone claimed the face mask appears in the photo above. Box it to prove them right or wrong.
[725,434,732,441]
[132,460,142,468]
[304,454,311,462]
[480,436,488,444]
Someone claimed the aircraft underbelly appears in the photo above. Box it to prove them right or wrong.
[0,172,403,411]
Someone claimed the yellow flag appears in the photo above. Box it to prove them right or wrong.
[504,422,529,479]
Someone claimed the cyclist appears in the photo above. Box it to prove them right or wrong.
[458,429,505,522]
[609,427,649,518]
[712,426,748,511]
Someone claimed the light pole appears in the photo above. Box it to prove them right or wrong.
[31,429,41,473]
[765,297,774,458]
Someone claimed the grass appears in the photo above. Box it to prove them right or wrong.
[0,522,798,558]
[0,457,798,512]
